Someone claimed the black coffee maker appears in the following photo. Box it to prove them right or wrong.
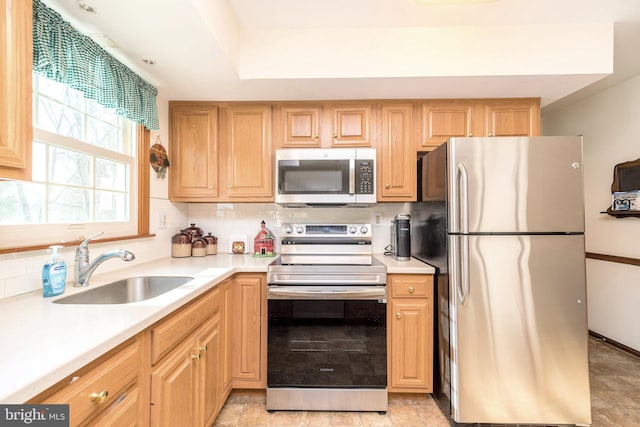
[391,214,411,261]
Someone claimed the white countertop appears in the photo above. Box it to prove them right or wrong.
[0,254,434,403]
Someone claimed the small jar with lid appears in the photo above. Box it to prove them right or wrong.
[191,236,207,257]
[184,223,203,242]
[203,232,217,255]
[172,230,192,258]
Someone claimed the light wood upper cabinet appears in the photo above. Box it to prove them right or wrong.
[331,104,373,147]
[378,103,415,201]
[225,106,273,200]
[420,101,475,150]
[169,103,219,201]
[0,0,32,180]
[419,98,540,150]
[482,99,540,137]
[280,106,322,147]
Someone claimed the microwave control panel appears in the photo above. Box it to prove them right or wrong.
[356,160,374,194]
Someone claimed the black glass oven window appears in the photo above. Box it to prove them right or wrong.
[267,299,387,388]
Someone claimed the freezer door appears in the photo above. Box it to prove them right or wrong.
[447,136,585,233]
[449,234,591,425]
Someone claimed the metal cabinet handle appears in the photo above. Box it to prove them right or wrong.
[385,183,390,189]
[333,133,338,139]
[199,345,208,353]
[396,313,401,319]
[408,286,414,293]
[488,132,494,137]
[191,353,201,361]
[90,390,109,403]
[468,132,473,137]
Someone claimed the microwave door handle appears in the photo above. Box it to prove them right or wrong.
[349,159,355,195]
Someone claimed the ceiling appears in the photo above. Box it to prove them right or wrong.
[42,0,640,110]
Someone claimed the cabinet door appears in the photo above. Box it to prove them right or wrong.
[150,338,197,427]
[169,104,218,201]
[281,106,321,147]
[379,103,415,201]
[232,274,266,388]
[0,0,32,180]
[389,299,431,391]
[332,105,372,147]
[221,280,234,397]
[195,312,221,427]
[421,102,474,149]
[482,99,540,137]
[226,106,273,199]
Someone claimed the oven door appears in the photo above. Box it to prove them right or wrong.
[267,285,387,390]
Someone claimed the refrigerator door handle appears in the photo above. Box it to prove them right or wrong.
[460,235,470,305]
[457,163,470,305]
[457,163,469,234]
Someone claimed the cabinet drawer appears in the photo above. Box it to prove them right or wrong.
[151,287,221,364]
[88,385,139,426]
[43,340,139,426]
[390,275,433,298]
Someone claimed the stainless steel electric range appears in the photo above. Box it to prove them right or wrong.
[266,223,388,412]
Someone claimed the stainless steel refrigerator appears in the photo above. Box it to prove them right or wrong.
[411,136,591,425]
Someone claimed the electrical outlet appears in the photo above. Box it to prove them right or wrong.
[374,213,383,226]
[157,212,167,229]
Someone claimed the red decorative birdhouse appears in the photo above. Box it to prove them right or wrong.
[253,220,275,257]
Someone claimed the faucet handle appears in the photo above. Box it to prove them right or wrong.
[78,232,104,250]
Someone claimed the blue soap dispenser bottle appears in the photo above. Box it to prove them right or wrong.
[42,245,67,297]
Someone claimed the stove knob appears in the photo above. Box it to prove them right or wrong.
[360,226,368,234]
[349,226,357,234]
[295,226,304,234]
[284,226,293,234]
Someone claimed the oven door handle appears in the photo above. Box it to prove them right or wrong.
[267,286,386,301]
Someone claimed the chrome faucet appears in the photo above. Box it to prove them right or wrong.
[74,232,135,287]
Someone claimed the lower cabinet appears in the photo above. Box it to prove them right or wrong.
[388,274,434,393]
[149,282,227,427]
[28,337,143,426]
[150,309,221,426]
[231,273,267,388]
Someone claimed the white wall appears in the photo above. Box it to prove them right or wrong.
[542,75,640,351]
[0,92,188,300]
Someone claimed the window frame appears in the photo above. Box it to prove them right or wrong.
[0,125,151,254]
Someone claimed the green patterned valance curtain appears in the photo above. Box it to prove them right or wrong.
[32,0,159,130]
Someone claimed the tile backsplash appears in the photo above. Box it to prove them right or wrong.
[186,202,412,255]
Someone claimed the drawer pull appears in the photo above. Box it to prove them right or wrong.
[90,390,109,403]
[199,345,208,353]
[396,313,402,319]
[408,286,414,293]
[192,353,201,360]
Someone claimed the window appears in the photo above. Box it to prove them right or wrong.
[0,75,138,249]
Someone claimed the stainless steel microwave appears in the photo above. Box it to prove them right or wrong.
[275,148,377,206]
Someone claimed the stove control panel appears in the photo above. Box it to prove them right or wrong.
[281,223,372,238]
